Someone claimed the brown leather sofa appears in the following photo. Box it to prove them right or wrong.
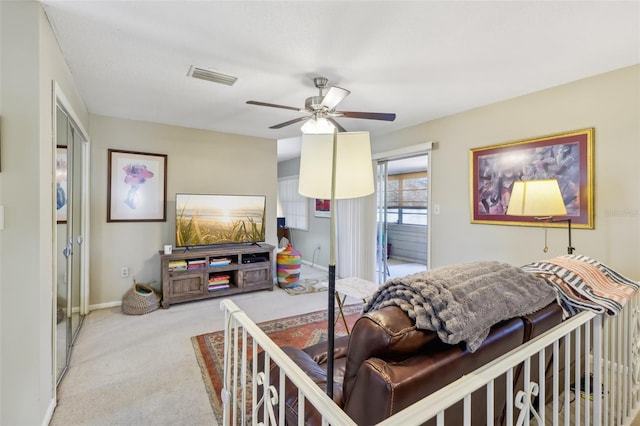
[269,301,565,426]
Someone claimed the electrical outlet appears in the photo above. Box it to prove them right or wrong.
[120,267,129,278]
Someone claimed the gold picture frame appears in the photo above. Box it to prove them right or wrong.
[470,128,594,228]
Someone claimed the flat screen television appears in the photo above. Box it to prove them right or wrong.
[175,193,266,248]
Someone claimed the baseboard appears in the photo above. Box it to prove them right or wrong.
[42,398,56,426]
[89,300,121,311]
[301,259,328,271]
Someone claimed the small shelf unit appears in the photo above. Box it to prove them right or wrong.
[160,243,274,308]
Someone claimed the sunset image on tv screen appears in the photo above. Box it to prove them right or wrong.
[175,194,265,247]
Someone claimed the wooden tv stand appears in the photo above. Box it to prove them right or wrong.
[159,243,274,308]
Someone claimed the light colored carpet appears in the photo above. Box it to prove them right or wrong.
[50,264,342,426]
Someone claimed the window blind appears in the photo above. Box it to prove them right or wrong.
[277,176,308,231]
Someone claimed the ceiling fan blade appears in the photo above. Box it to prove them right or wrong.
[269,116,310,129]
[326,118,347,133]
[339,111,396,121]
[321,86,350,110]
[247,100,304,112]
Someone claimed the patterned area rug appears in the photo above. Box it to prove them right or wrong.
[281,278,328,295]
[191,304,362,423]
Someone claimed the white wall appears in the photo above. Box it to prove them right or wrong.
[0,2,89,424]
[88,115,278,306]
[372,65,640,278]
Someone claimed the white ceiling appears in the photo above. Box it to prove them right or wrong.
[41,1,640,162]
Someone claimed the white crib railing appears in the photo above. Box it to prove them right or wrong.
[220,300,355,426]
[220,293,640,425]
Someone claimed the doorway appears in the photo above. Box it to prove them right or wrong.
[376,153,430,284]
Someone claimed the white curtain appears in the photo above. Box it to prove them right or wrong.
[336,193,377,281]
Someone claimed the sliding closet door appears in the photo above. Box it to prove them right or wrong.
[69,121,84,340]
[54,98,89,385]
[55,108,70,382]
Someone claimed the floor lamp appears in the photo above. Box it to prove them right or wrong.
[506,179,575,254]
[298,129,374,398]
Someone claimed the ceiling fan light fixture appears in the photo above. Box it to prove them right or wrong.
[301,117,335,134]
[187,65,237,86]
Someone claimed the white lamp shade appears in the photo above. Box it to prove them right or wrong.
[506,179,568,216]
[298,132,374,200]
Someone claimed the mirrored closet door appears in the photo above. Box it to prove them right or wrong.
[55,99,89,385]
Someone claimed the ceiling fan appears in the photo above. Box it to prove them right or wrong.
[246,76,396,132]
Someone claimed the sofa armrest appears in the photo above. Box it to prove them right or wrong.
[303,334,350,365]
[343,306,437,397]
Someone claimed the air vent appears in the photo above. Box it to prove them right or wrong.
[187,65,237,86]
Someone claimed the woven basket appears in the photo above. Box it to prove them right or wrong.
[121,282,160,315]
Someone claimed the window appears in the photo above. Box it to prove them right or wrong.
[387,171,428,225]
[277,176,308,230]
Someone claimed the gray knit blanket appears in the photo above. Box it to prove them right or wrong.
[363,261,556,352]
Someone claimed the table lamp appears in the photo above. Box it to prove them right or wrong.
[506,179,574,254]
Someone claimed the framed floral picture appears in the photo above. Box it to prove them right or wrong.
[56,146,68,223]
[469,128,594,228]
[107,149,167,222]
